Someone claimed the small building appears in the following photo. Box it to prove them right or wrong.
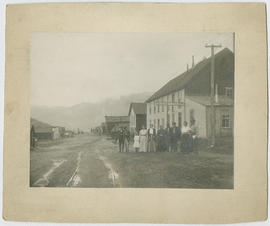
[64,130,74,138]
[128,102,147,134]
[185,96,233,137]
[57,126,66,138]
[30,118,60,140]
[104,116,130,134]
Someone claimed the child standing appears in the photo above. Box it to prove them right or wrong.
[133,131,140,152]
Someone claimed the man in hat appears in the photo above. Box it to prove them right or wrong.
[169,122,180,152]
[118,127,125,152]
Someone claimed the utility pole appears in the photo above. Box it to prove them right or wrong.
[205,44,222,147]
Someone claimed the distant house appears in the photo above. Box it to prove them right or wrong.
[57,126,66,138]
[104,116,130,134]
[128,102,147,134]
[146,48,234,138]
[64,130,74,138]
[30,118,61,140]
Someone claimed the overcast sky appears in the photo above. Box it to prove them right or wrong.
[31,32,233,107]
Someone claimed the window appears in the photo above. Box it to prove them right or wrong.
[167,114,170,127]
[178,91,182,109]
[157,119,160,128]
[162,118,165,127]
[172,93,175,103]
[172,105,174,112]
[162,97,164,112]
[172,113,175,123]
[178,112,182,127]
[154,105,156,114]
[222,114,230,128]
[225,87,233,97]
[157,104,160,113]
[154,119,156,129]
[190,109,195,123]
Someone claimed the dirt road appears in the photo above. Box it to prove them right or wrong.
[30,134,233,188]
[30,134,118,187]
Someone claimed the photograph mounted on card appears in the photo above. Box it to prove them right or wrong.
[3,3,267,224]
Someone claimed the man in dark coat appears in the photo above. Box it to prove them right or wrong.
[165,123,170,152]
[169,122,180,152]
[123,127,130,152]
[157,125,167,152]
[118,127,125,152]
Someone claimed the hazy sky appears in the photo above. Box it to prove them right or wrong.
[31,33,233,107]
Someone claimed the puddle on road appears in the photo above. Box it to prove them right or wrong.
[66,151,82,187]
[98,154,120,187]
[33,159,66,187]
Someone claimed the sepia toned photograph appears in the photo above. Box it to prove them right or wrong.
[30,32,234,189]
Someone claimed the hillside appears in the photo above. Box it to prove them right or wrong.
[31,92,152,131]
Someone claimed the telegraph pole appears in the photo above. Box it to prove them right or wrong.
[205,44,222,147]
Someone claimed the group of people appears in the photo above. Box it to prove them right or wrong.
[117,120,198,153]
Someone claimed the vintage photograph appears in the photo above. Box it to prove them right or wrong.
[30,32,234,188]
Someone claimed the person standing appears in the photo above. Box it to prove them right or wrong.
[139,125,147,152]
[133,131,140,152]
[181,121,192,154]
[165,123,171,152]
[190,119,198,153]
[123,127,130,152]
[157,125,167,152]
[118,127,125,153]
[169,122,180,152]
[147,124,156,152]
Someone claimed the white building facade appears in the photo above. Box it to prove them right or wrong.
[147,89,185,129]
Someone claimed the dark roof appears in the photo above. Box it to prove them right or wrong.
[146,48,233,102]
[105,116,130,123]
[186,95,234,106]
[30,118,54,133]
[128,102,147,116]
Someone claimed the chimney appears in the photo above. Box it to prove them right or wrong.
[215,84,219,103]
[187,64,189,71]
[192,55,195,67]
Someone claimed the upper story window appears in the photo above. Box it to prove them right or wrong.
[154,105,156,114]
[225,87,233,97]
[172,93,176,103]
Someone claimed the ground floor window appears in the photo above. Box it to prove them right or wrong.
[221,114,230,128]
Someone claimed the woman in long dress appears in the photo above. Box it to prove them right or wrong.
[147,124,156,152]
[133,131,140,152]
[181,121,192,153]
[139,125,147,152]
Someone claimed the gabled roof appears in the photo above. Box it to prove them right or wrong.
[105,116,130,123]
[128,102,147,116]
[146,48,233,103]
[186,95,233,106]
[30,118,54,133]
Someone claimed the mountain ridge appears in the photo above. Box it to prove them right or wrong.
[31,92,152,131]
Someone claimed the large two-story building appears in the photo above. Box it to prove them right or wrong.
[146,48,234,138]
